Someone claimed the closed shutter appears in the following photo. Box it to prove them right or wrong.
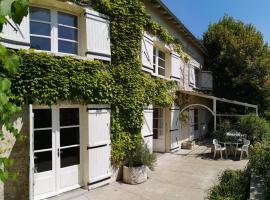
[170,52,182,81]
[141,33,154,73]
[1,16,30,49]
[141,105,153,152]
[170,106,180,151]
[87,105,111,189]
[85,9,111,61]
[189,64,195,86]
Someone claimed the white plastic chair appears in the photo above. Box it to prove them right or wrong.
[234,139,250,160]
[213,139,227,159]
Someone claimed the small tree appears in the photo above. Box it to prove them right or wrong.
[0,0,29,181]
[203,15,270,115]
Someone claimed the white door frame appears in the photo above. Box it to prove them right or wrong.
[30,104,83,200]
[153,107,166,152]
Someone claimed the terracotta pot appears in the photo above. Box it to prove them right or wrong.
[123,165,147,184]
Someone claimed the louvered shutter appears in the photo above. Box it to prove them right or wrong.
[87,105,111,189]
[141,105,153,152]
[170,106,180,151]
[141,33,154,73]
[1,16,30,49]
[170,52,182,81]
[85,9,111,61]
[189,64,195,86]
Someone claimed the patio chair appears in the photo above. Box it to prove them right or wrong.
[213,139,227,159]
[234,139,250,160]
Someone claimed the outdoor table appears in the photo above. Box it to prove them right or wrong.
[219,142,243,156]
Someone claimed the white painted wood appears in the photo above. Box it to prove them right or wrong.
[170,52,183,81]
[33,106,82,200]
[142,105,153,152]
[85,9,111,61]
[141,32,154,73]
[189,64,195,86]
[153,107,165,152]
[1,15,30,49]
[87,105,111,189]
[170,106,180,151]
[199,71,213,90]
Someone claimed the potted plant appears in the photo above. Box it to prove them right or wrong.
[123,142,156,184]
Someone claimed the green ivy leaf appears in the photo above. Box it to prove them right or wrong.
[3,54,19,73]
[0,0,14,17]
[0,78,11,92]
[11,0,29,24]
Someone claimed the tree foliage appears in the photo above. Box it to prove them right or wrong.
[0,0,29,182]
[203,15,270,114]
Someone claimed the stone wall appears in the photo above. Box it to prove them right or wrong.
[0,106,30,200]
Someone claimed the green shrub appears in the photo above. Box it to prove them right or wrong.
[211,120,231,141]
[124,142,156,170]
[208,169,250,200]
[250,140,270,197]
[237,115,270,143]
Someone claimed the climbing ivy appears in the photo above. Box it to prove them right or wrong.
[2,0,190,166]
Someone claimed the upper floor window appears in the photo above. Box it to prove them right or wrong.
[30,7,78,55]
[153,47,166,76]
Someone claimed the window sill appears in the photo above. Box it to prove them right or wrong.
[30,49,90,61]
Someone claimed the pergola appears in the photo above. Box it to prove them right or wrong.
[179,90,258,131]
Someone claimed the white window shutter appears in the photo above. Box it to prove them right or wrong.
[85,9,111,61]
[189,64,195,86]
[87,104,111,189]
[141,105,153,153]
[170,106,180,151]
[170,51,183,81]
[141,33,154,73]
[1,16,30,49]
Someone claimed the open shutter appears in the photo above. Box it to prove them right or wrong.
[141,33,154,73]
[199,71,213,90]
[170,52,182,81]
[1,16,30,49]
[170,106,180,151]
[85,9,111,61]
[189,64,195,86]
[141,105,153,152]
[29,104,34,200]
[87,105,111,189]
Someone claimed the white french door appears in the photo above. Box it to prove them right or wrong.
[153,107,165,152]
[189,108,199,140]
[33,106,82,200]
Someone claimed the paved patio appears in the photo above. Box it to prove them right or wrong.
[49,143,248,200]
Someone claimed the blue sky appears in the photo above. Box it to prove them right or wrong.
[162,0,270,44]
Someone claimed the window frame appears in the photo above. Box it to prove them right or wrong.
[29,6,80,55]
[153,47,166,77]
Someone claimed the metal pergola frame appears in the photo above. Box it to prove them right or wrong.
[179,91,258,131]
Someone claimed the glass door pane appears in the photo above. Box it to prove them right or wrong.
[33,109,52,173]
[59,108,80,168]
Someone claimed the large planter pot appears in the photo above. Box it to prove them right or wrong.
[123,165,147,184]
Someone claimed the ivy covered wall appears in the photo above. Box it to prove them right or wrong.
[1,0,192,165]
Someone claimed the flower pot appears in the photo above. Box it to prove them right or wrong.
[123,165,147,184]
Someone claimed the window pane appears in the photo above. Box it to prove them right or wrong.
[58,40,78,54]
[33,109,52,129]
[58,12,77,27]
[30,7,50,22]
[30,21,51,36]
[60,147,80,168]
[60,127,79,147]
[34,130,52,150]
[58,26,78,41]
[30,36,51,51]
[158,50,165,59]
[34,151,52,173]
[153,129,158,139]
[60,108,79,126]
[158,59,165,68]
[158,68,165,76]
